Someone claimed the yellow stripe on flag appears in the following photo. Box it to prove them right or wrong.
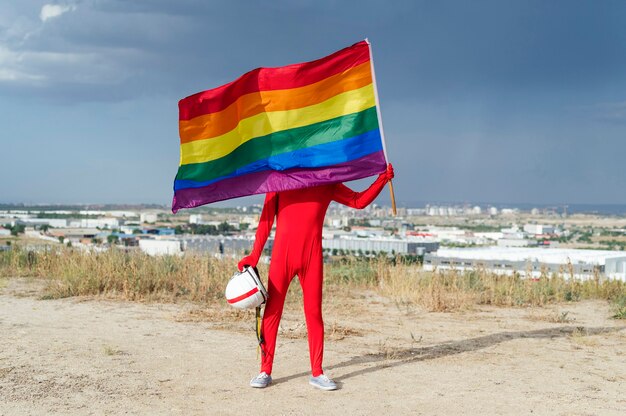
[180,83,376,165]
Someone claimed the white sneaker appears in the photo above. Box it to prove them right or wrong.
[309,374,337,391]
[250,372,272,388]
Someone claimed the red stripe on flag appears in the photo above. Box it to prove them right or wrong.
[227,287,259,304]
[179,40,370,120]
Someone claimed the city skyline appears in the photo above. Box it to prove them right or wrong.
[1,1,625,206]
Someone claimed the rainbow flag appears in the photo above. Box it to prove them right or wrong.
[172,40,388,212]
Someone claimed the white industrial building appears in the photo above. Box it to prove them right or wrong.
[79,210,138,218]
[182,235,259,254]
[0,212,31,220]
[120,225,141,234]
[136,236,259,256]
[140,213,158,224]
[406,208,426,216]
[49,228,100,240]
[497,238,537,247]
[13,218,69,228]
[524,224,556,235]
[189,214,203,224]
[323,236,439,256]
[107,211,138,218]
[67,218,120,229]
[424,247,626,280]
[420,227,496,246]
[138,239,183,256]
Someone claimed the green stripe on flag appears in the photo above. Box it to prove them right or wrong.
[176,106,379,182]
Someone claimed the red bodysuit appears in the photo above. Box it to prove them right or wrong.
[239,165,393,377]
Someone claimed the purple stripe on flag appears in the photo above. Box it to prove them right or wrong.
[172,150,386,213]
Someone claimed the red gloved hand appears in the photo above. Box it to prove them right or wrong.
[383,163,394,181]
[238,255,258,271]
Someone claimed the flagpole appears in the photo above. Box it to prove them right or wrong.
[366,38,396,216]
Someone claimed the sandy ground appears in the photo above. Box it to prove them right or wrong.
[1,278,625,416]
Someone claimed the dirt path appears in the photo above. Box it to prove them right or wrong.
[1,278,625,415]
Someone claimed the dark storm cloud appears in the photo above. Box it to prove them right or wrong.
[3,1,625,102]
[1,0,625,204]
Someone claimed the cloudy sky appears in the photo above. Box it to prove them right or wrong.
[1,0,625,207]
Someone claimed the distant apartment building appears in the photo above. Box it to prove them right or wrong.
[406,208,426,216]
[426,205,459,216]
[423,205,493,217]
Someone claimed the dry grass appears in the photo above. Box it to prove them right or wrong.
[569,326,600,347]
[1,247,625,313]
[102,345,125,356]
[326,322,363,340]
[326,257,604,311]
[526,310,575,323]
[278,321,363,340]
[376,333,423,360]
[175,307,255,323]
[612,295,626,319]
[0,246,252,303]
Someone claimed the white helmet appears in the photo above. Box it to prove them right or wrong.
[225,266,268,309]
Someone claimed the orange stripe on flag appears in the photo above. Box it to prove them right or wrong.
[179,61,372,144]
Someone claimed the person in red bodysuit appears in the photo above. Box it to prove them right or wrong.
[240,164,394,390]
